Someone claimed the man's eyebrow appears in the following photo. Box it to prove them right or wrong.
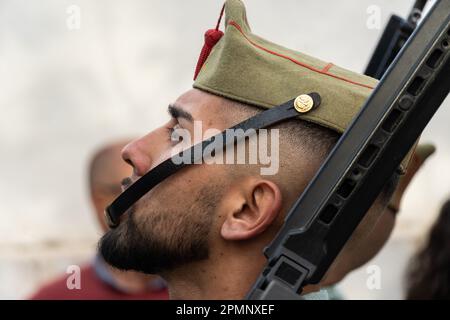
[168,104,193,122]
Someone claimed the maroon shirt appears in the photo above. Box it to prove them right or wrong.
[29,264,169,300]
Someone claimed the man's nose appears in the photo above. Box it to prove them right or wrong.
[121,138,153,177]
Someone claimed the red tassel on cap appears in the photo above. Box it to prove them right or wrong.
[193,4,225,80]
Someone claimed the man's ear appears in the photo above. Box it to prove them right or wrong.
[220,177,282,241]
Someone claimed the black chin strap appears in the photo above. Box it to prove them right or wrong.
[105,96,316,228]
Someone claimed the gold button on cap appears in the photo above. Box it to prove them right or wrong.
[294,94,315,113]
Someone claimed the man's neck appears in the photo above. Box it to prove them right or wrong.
[162,249,323,300]
[162,248,268,300]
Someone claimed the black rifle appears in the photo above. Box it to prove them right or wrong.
[247,0,450,300]
[365,0,429,79]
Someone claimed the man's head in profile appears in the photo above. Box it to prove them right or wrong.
[99,0,411,299]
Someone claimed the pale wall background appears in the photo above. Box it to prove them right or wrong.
[0,0,449,299]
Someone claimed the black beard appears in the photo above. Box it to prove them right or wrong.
[98,203,212,275]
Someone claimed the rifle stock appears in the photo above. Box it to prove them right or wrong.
[247,0,450,300]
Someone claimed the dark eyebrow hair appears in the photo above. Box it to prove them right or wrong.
[168,104,193,122]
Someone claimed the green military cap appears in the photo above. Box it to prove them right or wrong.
[193,0,414,173]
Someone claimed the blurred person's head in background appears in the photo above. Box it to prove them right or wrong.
[406,199,450,300]
[30,140,168,300]
[88,141,135,231]
[333,144,436,285]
